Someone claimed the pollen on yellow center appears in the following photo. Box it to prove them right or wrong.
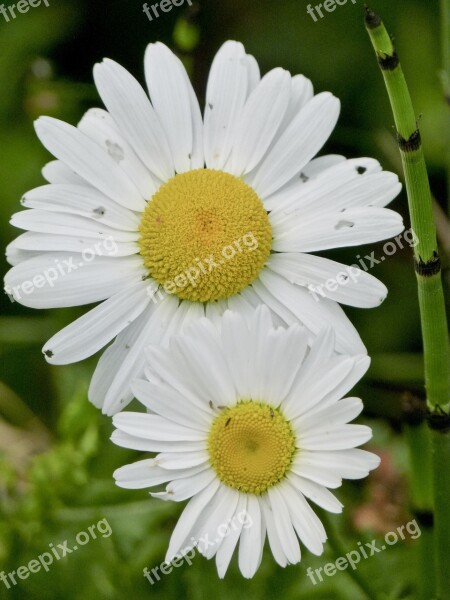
[207,401,297,495]
[138,169,272,302]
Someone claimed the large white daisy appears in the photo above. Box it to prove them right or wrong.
[112,307,380,578]
[4,41,403,415]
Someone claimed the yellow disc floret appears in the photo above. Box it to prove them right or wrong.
[139,169,272,302]
[207,400,297,495]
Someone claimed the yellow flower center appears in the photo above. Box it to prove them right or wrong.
[207,401,297,495]
[139,169,272,302]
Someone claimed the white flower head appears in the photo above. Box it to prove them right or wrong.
[112,306,380,578]
[4,41,403,414]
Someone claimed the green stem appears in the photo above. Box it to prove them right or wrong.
[405,421,435,600]
[431,428,450,596]
[320,513,379,599]
[364,7,450,598]
[405,422,433,513]
[364,10,449,408]
[417,526,436,600]
[417,274,450,409]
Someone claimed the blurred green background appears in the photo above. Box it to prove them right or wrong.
[0,0,448,598]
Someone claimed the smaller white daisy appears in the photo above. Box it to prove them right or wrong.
[111,306,380,578]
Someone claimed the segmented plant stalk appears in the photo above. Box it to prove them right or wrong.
[404,413,435,600]
[364,7,450,598]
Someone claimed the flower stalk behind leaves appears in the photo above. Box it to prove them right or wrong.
[365,7,450,598]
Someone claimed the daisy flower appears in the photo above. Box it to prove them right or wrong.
[4,41,403,415]
[112,307,380,578]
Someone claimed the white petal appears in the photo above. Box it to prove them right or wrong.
[155,451,208,471]
[42,281,149,364]
[266,158,396,215]
[245,305,281,400]
[145,343,218,414]
[220,310,251,397]
[268,253,388,308]
[272,207,404,252]
[320,355,370,409]
[227,68,291,175]
[5,246,40,267]
[159,300,206,346]
[291,455,343,488]
[259,495,288,567]
[227,288,262,321]
[167,319,237,406]
[257,154,347,208]
[152,468,215,502]
[93,59,174,181]
[294,397,364,435]
[193,486,240,560]
[293,448,380,483]
[111,429,205,453]
[204,299,228,327]
[78,108,158,198]
[281,482,326,555]
[290,475,343,513]
[301,154,348,179]
[250,323,309,406]
[165,480,221,562]
[238,495,264,578]
[7,233,138,257]
[145,42,203,173]
[282,354,356,419]
[252,93,340,198]
[114,459,204,489]
[297,424,373,451]
[34,117,145,211]
[216,494,248,578]
[255,269,366,354]
[287,74,314,114]
[274,74,314,142]
[89,297,179,414]
[131,378,212,429]
[112,412,205,441]
[22,183,141,231]
[250,278,298,326]
[42,160,85,184]
[245,54,260,92]
[4,253,144,308]
[203,41,249,169]
[11,209,138,242]
[267,487,301,564]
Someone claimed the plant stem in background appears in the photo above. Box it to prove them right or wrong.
[364,7,450,598]
[403,393,435,600]
[440,0,450,213]
[319,512,376,600]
